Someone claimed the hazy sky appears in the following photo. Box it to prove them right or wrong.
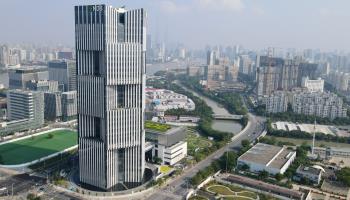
[1,0,350,50]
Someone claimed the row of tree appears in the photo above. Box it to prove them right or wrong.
[190,140,251,186]
[336,167,350,186]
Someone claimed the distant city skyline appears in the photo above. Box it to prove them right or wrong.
[1,0,350,51]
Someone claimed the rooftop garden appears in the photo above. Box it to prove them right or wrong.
[145,121,171,132]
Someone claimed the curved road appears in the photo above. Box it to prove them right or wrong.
[146,84,265,200]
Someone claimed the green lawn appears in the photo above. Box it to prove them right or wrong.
[160,165,173,174]
[238,191,257,199]
[189,196,208,200]
[186,132,212,155]
[207,185,235,195]
[145,121,171,132]
[265,136,350,148]
[223,197,252,200]
[206,182,258,200]
[0,130,77,165]
[226,185,244,192]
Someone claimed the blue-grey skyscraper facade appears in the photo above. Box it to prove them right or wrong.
[75,5,146,190]
[48,60,76,92]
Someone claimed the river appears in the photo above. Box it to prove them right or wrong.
[178,83,242,134]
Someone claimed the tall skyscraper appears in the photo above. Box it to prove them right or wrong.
[75,5,146,190]
[0,45,9,67]
[257,56,299,97]
[48,60,76,92]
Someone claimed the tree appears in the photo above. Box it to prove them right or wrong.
[336,167,350,186]
[27,193,41,200]
[259,170,269,180]
[275,173,284,181]
[153,157,162,165]
[154,70,167,77]
[47,133,54,139]
[220,151,238,172]
[241,140,250,148]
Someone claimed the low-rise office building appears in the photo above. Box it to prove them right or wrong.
[26,80,59,92]
[146,126,187,165]
[237,143,296,175]
[0,90,44,135]
[8,67,48,89]
[294,165,323,185]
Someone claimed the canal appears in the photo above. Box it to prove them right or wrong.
[179,83,242,134]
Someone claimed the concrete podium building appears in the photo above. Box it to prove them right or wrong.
[75,5,146,190]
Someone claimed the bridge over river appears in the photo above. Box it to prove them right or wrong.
[212,114,243,120]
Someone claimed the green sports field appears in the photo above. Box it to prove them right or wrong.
[0,130,77,165]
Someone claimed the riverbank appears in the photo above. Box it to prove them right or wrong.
[179,83,243,134]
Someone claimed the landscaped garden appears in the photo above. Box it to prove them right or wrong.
[186,130,213,155]
[145,121,172,132]
[205,182,258,200]
[0,129,77,165]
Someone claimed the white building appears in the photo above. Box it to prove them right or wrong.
[146,88,195,115]
[237,143,296,175]
[160,141,187,166]
[301,77,324,93]
[7,90,44,125]
[146,126,187,166]
[265,91,288,113]
[292,91,347,119]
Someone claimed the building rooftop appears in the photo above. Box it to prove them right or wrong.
[297,165,322,176]
[238,143,296,170]
[14,66,47,73]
